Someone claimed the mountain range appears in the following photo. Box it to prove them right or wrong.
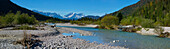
[33,10,100,20]
[0,0,52,21]
[32,10,63,19]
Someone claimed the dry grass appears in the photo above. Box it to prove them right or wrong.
[13,31,41,49]
[0,34,10,37]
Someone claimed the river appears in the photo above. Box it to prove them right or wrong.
[55,25,170,49]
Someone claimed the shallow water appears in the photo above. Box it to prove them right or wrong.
[56,25,170,49]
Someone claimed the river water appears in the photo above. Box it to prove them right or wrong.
[55,25,170,49]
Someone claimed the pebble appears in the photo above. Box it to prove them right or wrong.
[0,26,127,49]
[35,35,128,49]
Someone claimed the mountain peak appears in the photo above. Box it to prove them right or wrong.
[64,13,85,20]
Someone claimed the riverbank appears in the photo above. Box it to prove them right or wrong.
[0,25,127,49]
[56,27,92,36]
[54,23,170,38]
[56,23,170,38]
[55,23,98,28]
[136,27,170,38]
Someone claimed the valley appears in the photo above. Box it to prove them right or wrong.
[0,0,170,49]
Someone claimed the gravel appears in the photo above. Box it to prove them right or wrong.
[0,26,128,49]
[35,34,127,49]
[57,27,92,36]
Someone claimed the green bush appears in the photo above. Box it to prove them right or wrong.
[120,16,156,28]
[120,16,143,25]
[93,20,101,25]
[0,13,15,27]
[0,11,38,27]
[136,27,142,31]
[99,16,119,29]
[101,16,119,26]
[120,16,133,25]
[162,13,170,26]
[141,19,155,28]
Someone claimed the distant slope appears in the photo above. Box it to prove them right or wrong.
[105,0,154,16]
[83,15,100,19]
[0,0,51,21]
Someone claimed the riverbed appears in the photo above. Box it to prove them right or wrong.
[56,25,170,49]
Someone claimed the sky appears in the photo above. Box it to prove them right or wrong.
[11,0,139,16]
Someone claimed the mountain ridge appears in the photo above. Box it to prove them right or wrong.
[105,0,154,16]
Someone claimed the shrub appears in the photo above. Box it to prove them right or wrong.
[13,13,38,25]
[0,13,15,27]
[154,27,164,35]
[0,11,38,27]
[154,27,169,38]
[137,27,142,31]
[101,16,119,26]
[141,19,155,28]
[120,16,143,26]
[162,13,170,26]
[100,16,119,29]
[120,16,134,25]
[132,27,142,32]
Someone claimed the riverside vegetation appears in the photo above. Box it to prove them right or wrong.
[0,11,38,28]
[99,0,170,38]
[102,0,170,28]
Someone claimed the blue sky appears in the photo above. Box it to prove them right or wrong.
[11,0,139,16]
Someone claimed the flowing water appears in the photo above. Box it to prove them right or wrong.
[55,25,170,49]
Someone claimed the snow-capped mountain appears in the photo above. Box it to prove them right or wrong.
[32,10,63,19]
[32,10,98,20]
[64,13,85,20]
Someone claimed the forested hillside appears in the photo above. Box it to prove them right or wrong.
[0,0,51,21]
[101,0,170,29]
[105,0,155,16]
[133,0,170,19]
